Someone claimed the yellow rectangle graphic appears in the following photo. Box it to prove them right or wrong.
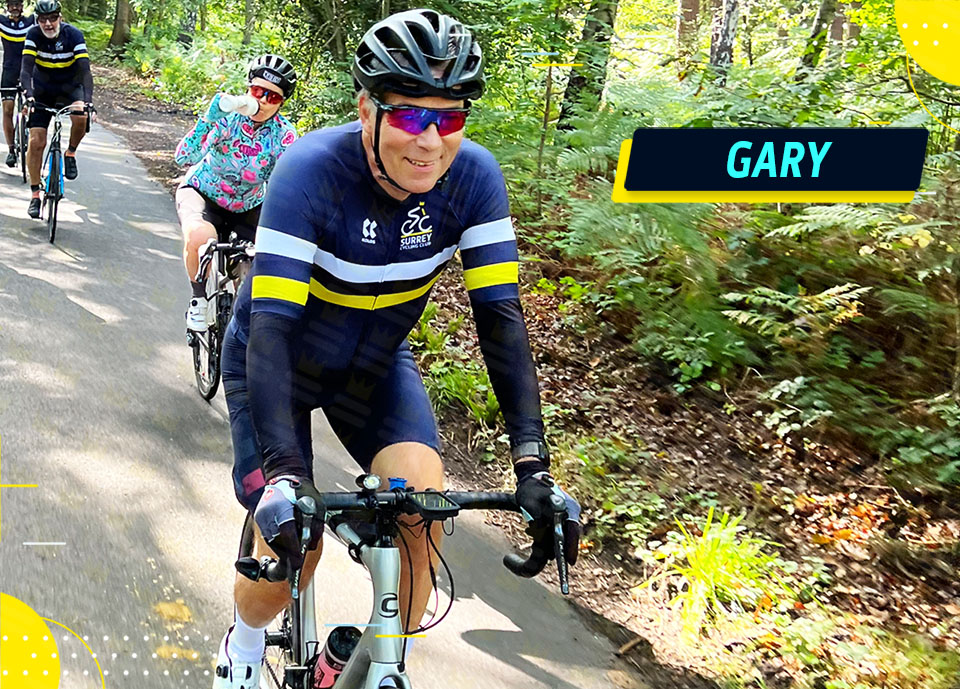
[611,139,916,203]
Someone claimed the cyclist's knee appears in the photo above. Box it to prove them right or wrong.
[1,101,12,115]
[184,222,216,251]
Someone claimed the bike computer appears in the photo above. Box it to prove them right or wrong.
[407,491,461,519]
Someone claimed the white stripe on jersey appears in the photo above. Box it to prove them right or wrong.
[255,227,316,264]
[459,217,515,250]
[313,244,458,284]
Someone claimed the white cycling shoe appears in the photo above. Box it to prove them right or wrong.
[212,627,262,689]
[186,297,209,333]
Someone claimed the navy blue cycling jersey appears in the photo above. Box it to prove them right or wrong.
[233,121,545,480]
[0,14,34,71]
[21,23,91,100]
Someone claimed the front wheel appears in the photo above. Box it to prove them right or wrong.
[16,114,28,184]
[191,322,221,400]
[45,194,58,243]
[45,153,60,243]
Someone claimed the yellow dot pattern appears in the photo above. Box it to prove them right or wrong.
[0,594,61,689]
[896,0,960,85]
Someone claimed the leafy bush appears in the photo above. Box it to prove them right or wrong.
[642,508,793,641]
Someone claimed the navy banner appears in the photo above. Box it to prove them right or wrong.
[612,128,929,203]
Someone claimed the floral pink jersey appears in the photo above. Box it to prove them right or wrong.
[174,93,297,212]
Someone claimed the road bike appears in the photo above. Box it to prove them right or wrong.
[187,234,255,400]
[0,85,29,183]
[236,474,571,689]
[31,103,92,243]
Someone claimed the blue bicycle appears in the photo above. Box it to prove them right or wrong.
[30,102,91,243]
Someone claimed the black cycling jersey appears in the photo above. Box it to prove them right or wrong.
[233,121,546,480]
[0,13,34,71]
[20,22,91,102]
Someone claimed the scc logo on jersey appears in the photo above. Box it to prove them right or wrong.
[399,203,433,251]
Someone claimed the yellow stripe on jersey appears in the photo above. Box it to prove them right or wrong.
[22,48,36,56]
[35,56,86,68]
[463,262,519,291]
[0,35,26,42]
[252,275,310,305]
[370,273,441,309]
[309,280,375,310]
[308,273,441,310]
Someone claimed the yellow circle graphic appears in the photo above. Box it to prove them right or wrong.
[896,0,960,85]
[0,593,61,688]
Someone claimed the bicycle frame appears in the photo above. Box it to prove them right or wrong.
[322,521,413,689]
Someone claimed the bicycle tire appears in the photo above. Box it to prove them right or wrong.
[239,515,296,689]
[192,324,220,400]
[17,113,27,184]
[45,154,60,243]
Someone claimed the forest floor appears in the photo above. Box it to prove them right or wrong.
[92,62,960,689]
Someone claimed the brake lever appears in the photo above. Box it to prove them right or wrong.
[549,494,569,595]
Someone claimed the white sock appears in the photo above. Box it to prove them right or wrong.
[229,608,266,663]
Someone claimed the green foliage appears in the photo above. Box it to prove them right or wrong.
[643,507,792,641]
[424,358,501,430]
[778,613,960,689]
[560,436,662,549]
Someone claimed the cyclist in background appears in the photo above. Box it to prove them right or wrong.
[19,0,92,218]
[0,0,34,167]
[174,54,297,334]
[211,10,581,688]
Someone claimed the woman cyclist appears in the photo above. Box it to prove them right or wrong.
[174,53,298,333]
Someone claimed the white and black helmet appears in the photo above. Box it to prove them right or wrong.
[248,54,297,99]
[352,9,485,101]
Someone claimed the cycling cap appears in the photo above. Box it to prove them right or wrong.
[35,0,60,13]
[248,54,297,99]
[352,9,484,101]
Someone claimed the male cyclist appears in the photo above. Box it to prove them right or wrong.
[212,10,581,688]
[0,0,34,167]
[19,0,92,218]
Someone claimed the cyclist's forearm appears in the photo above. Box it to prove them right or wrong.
[472,297,546,448]
[174,119,216,165]
[19,54,34,98]
[79,59,93,103]
[247,311,310,481]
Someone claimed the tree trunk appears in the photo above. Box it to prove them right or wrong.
[709,0,739,84]
[107,0,132,51]
[558,0,620,129]
[178,8,197,46]
[199,0,207,33]
[243,0,255,45]
[380,0,390,20]
[741,0,753,66]
[676,0,699,76]
[799,0,837,72]
[847,1,862,40]
[79,0,90,18]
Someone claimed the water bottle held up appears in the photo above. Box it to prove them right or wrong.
[219,93,259,117]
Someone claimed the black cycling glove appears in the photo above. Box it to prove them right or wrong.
[514,460,582,566]
[253,476,324,572]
